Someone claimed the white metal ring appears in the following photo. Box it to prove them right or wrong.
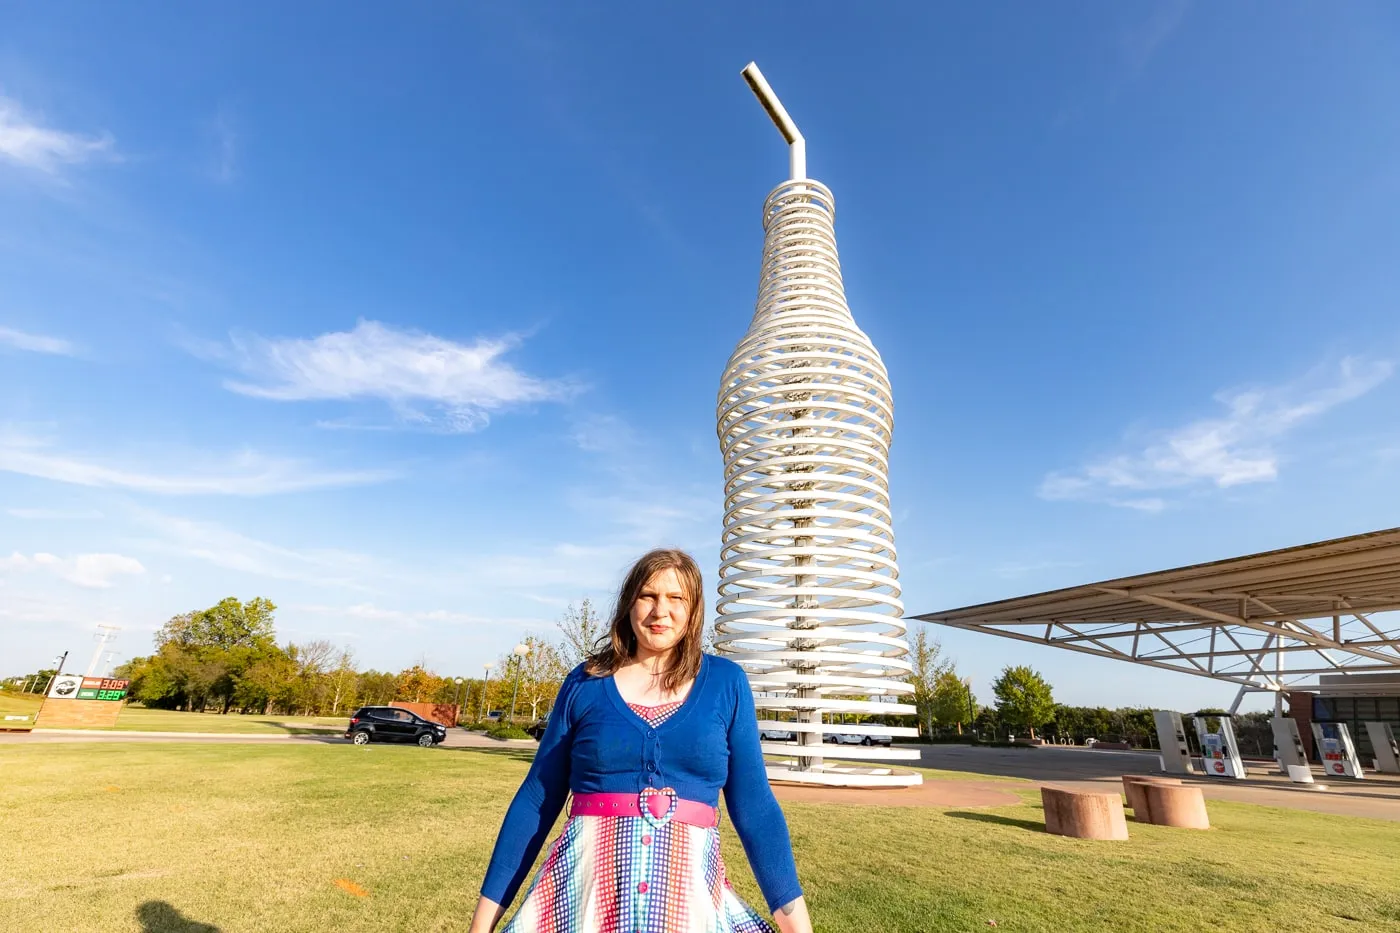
[717,178,918,786]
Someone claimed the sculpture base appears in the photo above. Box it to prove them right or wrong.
[765,764,923,788]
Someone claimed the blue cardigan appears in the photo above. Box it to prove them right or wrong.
[480,653,803,913]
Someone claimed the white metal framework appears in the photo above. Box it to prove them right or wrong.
[916,528,1400,711]
[716,64,919,787]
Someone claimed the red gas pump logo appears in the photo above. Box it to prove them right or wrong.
[1213,761,1225,773]
[1332,763,1344,774]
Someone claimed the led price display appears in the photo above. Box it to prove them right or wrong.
[80,678,130,700]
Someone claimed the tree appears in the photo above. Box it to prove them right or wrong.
[516,637,568,721]
[906,625,948,738]
[930,668,974,734]
[20,669,58,694]
[395,665,436,704]
[973,705,1003,739]
[356,670,397,707]
[113,657,150,696]
[328,648,358,715]
[237,649,297,715]
[157,598,277,651]
[292,639,336,714]
[702,618,720,655]
[556,599,604,668]
[992,665,1055,739]
[146,597,282,712]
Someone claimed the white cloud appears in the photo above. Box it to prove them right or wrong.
[992,559,1084,579]
[295,602,542,632]
[1040,356,1393,510]
[567,488,716,540]
[206,107,237,184]
[0,589,137,628]
[1119,0,1191,75]
[213,320,574,433]
[6,507,103,520]
[0,551,145,588]
[130,508,381,591]
[0,94,115,174]
[0,431,394,496]
[570,413,638,453]
[0,326,76,356]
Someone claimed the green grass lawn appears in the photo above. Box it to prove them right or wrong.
[3,743,1398,933]
[0,691,43,722]
[38,705,349,734]
[0,689,44,711]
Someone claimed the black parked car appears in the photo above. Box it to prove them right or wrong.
[525,712,549,740]
[345,706,447,747]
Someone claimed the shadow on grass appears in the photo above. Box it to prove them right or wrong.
[438,746,538,765]
[137,901,220,932]
[943,810,1045,833]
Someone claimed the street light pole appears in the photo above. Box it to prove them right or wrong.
[42,652,69,697]
[964,677,974,736]
[453,677,464,726]
[35,651,69,728]
[508,643,529,725]
[479,663,492,722]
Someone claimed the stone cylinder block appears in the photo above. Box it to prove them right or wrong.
[1142,784,1210,829]
[1121,775,1183,820]
[1041,786,1129,840]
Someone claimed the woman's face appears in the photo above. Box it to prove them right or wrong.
[629,567,691,659]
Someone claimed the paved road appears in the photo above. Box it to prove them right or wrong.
[917,743,1400,821]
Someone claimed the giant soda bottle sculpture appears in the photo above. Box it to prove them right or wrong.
[715,64,921,787]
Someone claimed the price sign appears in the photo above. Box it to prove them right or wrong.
[90,678,129,701]
[51,676,130,701]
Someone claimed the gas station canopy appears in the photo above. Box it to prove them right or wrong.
[914,528,1400,693]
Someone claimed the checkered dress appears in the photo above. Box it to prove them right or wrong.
[499,703,775,933]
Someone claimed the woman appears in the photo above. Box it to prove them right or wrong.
[469,548,814,933]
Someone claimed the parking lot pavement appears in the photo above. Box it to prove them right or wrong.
[916,742,1400,821]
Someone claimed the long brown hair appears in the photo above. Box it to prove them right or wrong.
[585,548,706,692]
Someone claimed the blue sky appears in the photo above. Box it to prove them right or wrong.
[3,3,1399,711]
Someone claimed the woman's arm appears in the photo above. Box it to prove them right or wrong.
[773,896,813,933]
[467,895,504,933]
[476,667,582,915]
[722,669,811,932]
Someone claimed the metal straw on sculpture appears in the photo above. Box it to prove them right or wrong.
[715,64,921,787]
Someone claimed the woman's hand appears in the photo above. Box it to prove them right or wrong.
[772,895,814,933]
[467,895,504,933]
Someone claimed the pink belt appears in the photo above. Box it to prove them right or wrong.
[570,788,718,828]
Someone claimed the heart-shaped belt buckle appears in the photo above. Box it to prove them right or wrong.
[639,786,677,827]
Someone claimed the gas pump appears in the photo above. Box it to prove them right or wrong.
[1270,717,1312,783]
[1310,722,1365,779]
[1153,710,1194,775]
[1364,721,1400,774]
[1192,712,1246,779]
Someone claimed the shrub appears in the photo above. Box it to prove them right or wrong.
[486,724,531,741]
